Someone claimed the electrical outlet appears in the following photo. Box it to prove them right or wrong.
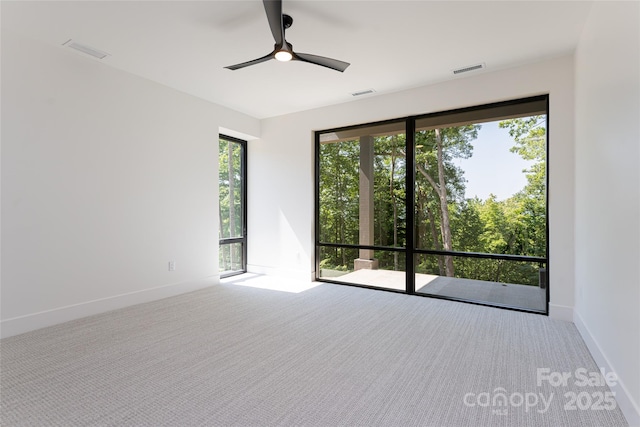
[168,261,175,271]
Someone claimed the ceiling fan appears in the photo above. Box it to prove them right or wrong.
[224,0,350,72]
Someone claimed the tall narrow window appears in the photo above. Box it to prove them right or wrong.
[219,135,247,277]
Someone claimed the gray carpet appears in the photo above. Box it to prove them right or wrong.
[0,277,628,426]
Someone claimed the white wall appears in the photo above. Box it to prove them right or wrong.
[574,2,640,425]
[250,56,576,318]
[0,32,259,337]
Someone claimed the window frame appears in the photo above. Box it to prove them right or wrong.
[314,95,549,314]
[219,134,248,278]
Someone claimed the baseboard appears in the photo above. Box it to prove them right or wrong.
[0,276,220,339]
[246,264,314,282]
[574,310,640,427]
[548,303,574,322]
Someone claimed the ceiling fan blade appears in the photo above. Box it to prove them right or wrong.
[224,52,274,70]
[294,52,350,72]
[263,0,284,46]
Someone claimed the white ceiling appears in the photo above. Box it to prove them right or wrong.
[3,1,593,119]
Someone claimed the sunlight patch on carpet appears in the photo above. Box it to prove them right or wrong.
[221,273,320,293]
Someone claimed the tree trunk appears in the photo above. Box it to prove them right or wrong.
[228,142,236,268]
[495,260,503,283]
[416,130,455,277]
[339,177,345,268]
[415,189,425,249]
[340,213,346,267]
[426,204,445,276]
[435,129,455,277]
[219,200,227,270]
[390,142,399,270]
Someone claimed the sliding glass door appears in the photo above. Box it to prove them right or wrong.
[413,101,548,311]
[316,96,549,313]
[219,135,247,277]
[316,120,407,291]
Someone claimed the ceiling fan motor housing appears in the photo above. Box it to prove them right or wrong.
[282,14,293,29]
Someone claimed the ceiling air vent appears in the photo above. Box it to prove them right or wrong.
[62,39,110,60]
[352,89,376,97]
[453,63,485,75]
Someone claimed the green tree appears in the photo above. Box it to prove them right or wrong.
[219,139,243,238]
[374,134,406,269]
[499,116,547,258]
[415,125,479,276]
[317,115,546,287]
[219,138,243,269]
[318,140,360,268]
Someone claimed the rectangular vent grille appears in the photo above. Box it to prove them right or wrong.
[352,89,376,97]
[62,39,110,60]
[453,63,485,75]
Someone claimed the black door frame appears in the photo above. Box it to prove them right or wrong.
[314,95,550,314]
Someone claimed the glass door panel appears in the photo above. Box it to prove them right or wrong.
[413,99,548,312]
[315,96,549,313]
[317,120,407,290]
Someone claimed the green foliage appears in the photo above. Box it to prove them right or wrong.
[318,140,360,245]
[219,138,243,239]
[373,134,406,249]
[451,198,485,253]
[317,115,547,286]
[498,116,547,258]
[415,125,479,203]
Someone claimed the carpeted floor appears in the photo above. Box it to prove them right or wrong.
[0,276,628,426]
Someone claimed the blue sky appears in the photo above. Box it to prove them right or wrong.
[455,121,533,201]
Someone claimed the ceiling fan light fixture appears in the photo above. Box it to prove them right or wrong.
[224,0,350,72]
[275,50,293,62]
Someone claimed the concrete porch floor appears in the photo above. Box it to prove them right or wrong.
[322,268,546,312]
